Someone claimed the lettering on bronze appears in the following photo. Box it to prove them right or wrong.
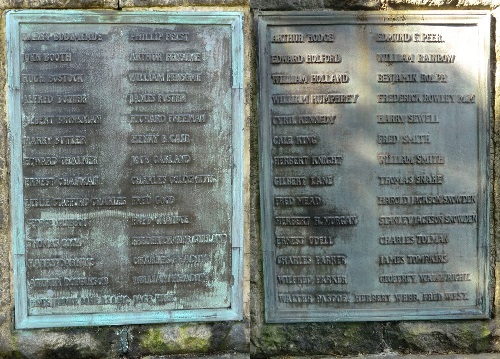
[9,11,243,328]
[258,12,489,322]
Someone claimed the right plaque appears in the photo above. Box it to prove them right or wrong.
[257,11,490,322]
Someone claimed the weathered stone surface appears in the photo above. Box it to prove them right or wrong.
[130,322,248,356]
[388,0,494,7]
[384,322,491,353]
[134,324,214,355]
[272,354,500,358]
[251,323,387,358]
[0,0,117,9]
[0,11,12,358]
[142,354,249,359]
[15,330,109,359]
[209,322,249,352]
[250,0,380,10]
[120,0,247,7]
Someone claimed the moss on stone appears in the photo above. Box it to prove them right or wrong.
[0,351,28,359]
[140,325,210,355]
[177,325,210,351]
[260,326,286,352]
[140,329,171,354]
[39,345,101,359]
[456,322,491,351]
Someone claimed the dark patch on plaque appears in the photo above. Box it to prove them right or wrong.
[8,11,244,328]
[257,11,490,322]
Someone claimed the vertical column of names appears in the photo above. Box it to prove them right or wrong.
[269,29,359,308]
[374,28,480,306]
[125,25,233,310]
[21,30,107,312]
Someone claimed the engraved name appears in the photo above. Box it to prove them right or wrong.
[22,32,103,41]
[132,273,208,284]
[377,154,444,164]
[377,113,438,124]
[129,32,188,41]
[274,196,322,206]
[273,135,318,145]
[130,133,190,144]
[24,196,126,207]
[129,113,206,124]
[131,195,175,205]
[376,53,455,63]
[354,294,390,303]
[278,293,349,303]
[377,73,447,83]
[273,155,343,165]
[131,174,216,185]
[379,254,448,265]
[272,115,336,125]
[271,54,342,64]
[26,237,84,248]
[274,216,357,226]
[128,72,201,82]
[22,94,87,104]
[27,257,95,268]
[272,94,358,104]
[276,255,346,265]
[275,236,335,246]
[23,156,98,166]
[21,74,84,83]
[419,272,471,282]
[271,73,349,84]
[272,33,334,43]
[130,154,191,165]
[128,93,186,104]
[30,276,109,287]
[129,52,201,62]
[379,233,449,245]
[377,194,476,205]
[130,214,189,225]
[377,134,430,144]
[378,174,443,185]
[132,254,209,265]
[379,214,477,225]
[23,135,86,145]
[377,94,474,103]
[422,292,468,301]
[26,219,89,227]
[23,53,72,62]
[277,275,346,284]
[24,115,101,125]
[376,33,444,42]
[130,233,227,245]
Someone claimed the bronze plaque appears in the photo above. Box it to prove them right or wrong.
[257,11,490,322]
[8,10,244,328]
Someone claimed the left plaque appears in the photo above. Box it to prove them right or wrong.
[7,11,244,328]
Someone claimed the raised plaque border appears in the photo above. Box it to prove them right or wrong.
[7,10,244,329]
[257,11,491,323]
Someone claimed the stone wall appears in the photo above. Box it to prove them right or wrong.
[0,0,499,358]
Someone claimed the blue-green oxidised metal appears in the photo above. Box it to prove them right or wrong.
[7,10,244,329]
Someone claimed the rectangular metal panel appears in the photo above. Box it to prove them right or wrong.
[257,11,490,322]
[7,10,244,328]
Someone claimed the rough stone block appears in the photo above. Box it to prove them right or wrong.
[120,0,247,7]
[250,0,380,10]
[0,0,117,9]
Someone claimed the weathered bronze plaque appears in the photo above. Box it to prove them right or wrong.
[8,10,244,328]
[257,11,490,322]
